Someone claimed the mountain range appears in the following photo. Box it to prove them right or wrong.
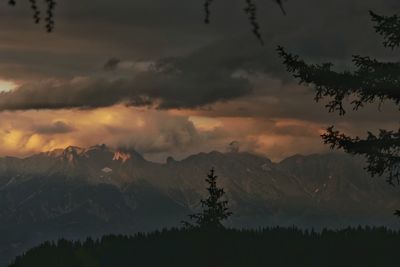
[0,144,399,266]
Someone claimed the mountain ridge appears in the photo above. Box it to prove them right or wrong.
[0,145,399,266]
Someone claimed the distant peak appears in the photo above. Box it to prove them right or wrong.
[58,146,85,165]
[44,145,147,163]
[166,156,177,164]
[53,146,86,164]
[87,144,108,151]
[46,148,64,157]
[113,151,131,163]
[63,145,85,154]
[46,145,103,161]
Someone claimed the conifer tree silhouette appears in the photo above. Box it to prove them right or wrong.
[6,0,286,38]
[182,168,232,229]
[8,0,56,32]
[278,11,400,215]
[203,0,286,44]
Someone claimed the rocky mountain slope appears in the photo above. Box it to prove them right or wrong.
[0,145,399,266]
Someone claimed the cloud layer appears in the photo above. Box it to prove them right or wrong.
[0,0,397,160]
[0,105,329,162]
[0,55,252,110]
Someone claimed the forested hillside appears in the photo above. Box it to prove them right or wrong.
[9,227,400,267]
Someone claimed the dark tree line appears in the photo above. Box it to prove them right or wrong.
[278,12,400,215]
[9,226,400,267]
[9,169,400,267]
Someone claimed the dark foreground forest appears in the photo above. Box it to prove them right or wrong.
[9,226,400,267]
[8,168,400,267]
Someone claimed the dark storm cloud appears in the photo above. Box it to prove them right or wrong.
[0,0,399,117]
[33,121,75,134]
[0,34,270,111]
[103,58,121,71]
[0,0,398,162]
[0,58,252,110]
[0,0,397,81]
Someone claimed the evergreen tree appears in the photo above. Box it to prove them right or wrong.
[182,168,232,229]
[203,0,285,44]
[277,12,400,214]
[6,0,286,39]
[7,0,56,32]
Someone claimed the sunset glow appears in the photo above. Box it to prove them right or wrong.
[0,80,17,92]
[1,2,400,265]
[0,0,395,164]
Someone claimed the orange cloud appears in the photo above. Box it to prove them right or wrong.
[0,105,331,162]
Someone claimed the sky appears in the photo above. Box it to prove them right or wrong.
[0,0,398,162]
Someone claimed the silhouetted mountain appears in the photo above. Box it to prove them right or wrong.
[0,145,399,266]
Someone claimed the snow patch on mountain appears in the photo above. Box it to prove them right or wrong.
[102,167,113,173]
